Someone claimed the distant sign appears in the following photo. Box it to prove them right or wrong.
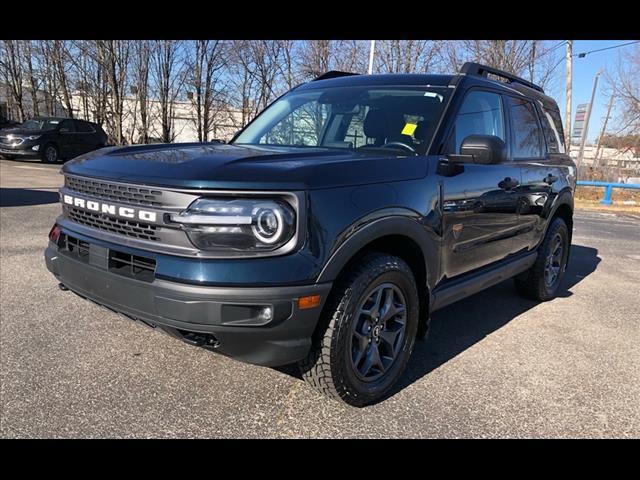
[571,103,589,146]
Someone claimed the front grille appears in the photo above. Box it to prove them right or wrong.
[109,249,156,282]
[60,233,156,282]
[62,234,90,262]
[65,176,163,207]
[68,207,160,241]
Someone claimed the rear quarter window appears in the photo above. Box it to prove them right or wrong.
[540,107,565,154]
[75,121,95,133]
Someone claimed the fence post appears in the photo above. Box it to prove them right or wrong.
[600,185,613,205]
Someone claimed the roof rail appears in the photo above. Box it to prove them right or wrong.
[459,62,544,93]
[313,70,360,81]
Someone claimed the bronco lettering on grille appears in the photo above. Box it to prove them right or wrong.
[62,194,158,223]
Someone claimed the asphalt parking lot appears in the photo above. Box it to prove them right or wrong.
[1,158,639,438]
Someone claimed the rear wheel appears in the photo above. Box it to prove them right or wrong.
[41,144,59,163]
[514,217,570,301]
[299,253,419,407]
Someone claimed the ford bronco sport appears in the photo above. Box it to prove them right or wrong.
[45,63,575,406]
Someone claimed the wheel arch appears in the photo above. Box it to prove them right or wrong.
[543,189,574,263]
[316,216,437,338]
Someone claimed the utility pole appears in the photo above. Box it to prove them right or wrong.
[565,40,573,149]
[577,69,603,167]
[594,94,615,168]
[368,40,376,74]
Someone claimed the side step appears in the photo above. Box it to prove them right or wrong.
[431,252,537,311]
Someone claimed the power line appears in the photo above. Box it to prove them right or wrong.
[574,40,639,58]
[546,40,568,55]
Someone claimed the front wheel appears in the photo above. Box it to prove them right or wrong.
[299,253,419,407]
[514,217,570,301]
[41,144,59,163]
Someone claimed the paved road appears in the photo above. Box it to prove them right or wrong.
[1,158,638,438]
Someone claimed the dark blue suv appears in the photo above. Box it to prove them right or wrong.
[45,63,575,406]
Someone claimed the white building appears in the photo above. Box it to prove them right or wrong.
[1,82,245,143]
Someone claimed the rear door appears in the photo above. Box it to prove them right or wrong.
[514,100,570,251]
[439,89,524,279]
[74,120,99,155]
[57,119,78,158]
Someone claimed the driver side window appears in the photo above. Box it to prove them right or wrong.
[447,90,505,154]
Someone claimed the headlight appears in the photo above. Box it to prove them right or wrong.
[169,198,296,253]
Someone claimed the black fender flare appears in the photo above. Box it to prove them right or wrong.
[544,188,574,233]
[316,215,437,287]
[539,188,574,263]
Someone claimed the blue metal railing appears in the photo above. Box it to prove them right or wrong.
[576,180,640,205]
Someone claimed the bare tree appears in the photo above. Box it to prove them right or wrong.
[50,40,75,118]
[606,45,640,136]
[22,41,41,117]
[333,40,369,73]
[0,40,26,121]
[95,40,131,144]
[69,41,110,126]
[132,40,152,143]
[186,40,226,142]
[151,40,185,142]
[298,40,368,79]
[228,40,283,125]
[37,41,60,116]
[299,40,332,78]
[375,40,442,73]
[437,40,563,90]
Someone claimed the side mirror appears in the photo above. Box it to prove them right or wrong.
[449,135,507,165]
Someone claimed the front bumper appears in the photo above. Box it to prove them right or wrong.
[45,241,332,367]
[0,145,38,157]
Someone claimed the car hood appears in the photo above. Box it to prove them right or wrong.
[61,143,428,190]
[1,128,56,136]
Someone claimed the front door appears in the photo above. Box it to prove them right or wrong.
[439,89,523,279]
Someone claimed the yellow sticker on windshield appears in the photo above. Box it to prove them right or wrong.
[402,122,417,136]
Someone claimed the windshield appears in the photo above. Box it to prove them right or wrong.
[21,118,61,130]
[233,85,451,154]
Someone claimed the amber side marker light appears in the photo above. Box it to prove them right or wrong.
[298,294,321,310]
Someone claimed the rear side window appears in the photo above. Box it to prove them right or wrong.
[447,90,505,154]
[75,121,95,133]
[541,107,565,153]
[59,120,75,133]
[509,97,544,159]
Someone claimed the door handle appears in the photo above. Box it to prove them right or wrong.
[544,174,559,185]
[499,177,520,191]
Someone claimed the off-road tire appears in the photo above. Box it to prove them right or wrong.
[514,217,570,301]
[299,253,419,407]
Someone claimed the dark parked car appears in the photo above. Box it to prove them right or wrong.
[0,117,107,163]
[45,63,575,406]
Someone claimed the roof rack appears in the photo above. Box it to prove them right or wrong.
[459,62,544,93]
[312,70,360,82]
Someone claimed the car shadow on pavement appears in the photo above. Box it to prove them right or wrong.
[391,244,601,398]
[274,244,601,402]
[0,188,60,207]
